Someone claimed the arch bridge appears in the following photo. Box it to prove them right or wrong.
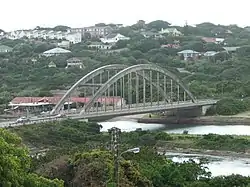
[50,64,216,118]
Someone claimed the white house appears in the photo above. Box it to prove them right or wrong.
[204,51,218,57]
[100,33,130,44]
[177,50,200,61]
[159,28,183,36]
[66,57,85,69]
[65,32,82,44]
[58,41,71,49]
[42,47,72,57]
[88,42,113,50]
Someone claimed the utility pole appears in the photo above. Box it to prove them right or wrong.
[109,127,121,187]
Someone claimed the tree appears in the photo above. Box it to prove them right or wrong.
[34,43,56,53]
[13,43,33,57]
[0,128,63,186]
[53,25,70,32]
[95,23,107,27]
[147,20,171,31]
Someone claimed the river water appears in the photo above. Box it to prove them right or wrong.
[99,119,250,177]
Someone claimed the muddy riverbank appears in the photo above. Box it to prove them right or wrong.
[138,115,250,126]
[157,147,250,159]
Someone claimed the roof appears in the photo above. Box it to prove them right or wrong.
[67,57,82,63]
[204,51,217,56]
[0,45,13,51]
[223,47,240,52]
[48,61,56,66]
[105,33,118,39]
[202,37,216,43]
[165,28,177,32]
[10,96,123,105]
[178,50,199,54]
[43,47,71,54]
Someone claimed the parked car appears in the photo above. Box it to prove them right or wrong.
[16,117,30,123]
[55,114,66,118]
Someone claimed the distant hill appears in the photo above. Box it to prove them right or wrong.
[0,29,5,33]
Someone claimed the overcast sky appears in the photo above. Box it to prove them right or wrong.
[1,0,249,31]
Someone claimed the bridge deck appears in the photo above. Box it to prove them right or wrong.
[71,100,217,119]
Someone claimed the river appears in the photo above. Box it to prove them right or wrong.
[99,119,250,177]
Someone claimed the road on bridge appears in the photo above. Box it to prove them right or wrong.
[0,99,217,128]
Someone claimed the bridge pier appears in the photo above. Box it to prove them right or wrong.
[172,105,213,118]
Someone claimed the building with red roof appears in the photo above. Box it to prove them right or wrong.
[8,96,126,114]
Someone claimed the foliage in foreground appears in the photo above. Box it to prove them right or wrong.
[35,148,250,187]
[6,120,250,186]
[0,128,64,187]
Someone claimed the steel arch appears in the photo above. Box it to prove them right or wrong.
[81,64,196,114]
[51,64,170,114]
[50,64,127,114]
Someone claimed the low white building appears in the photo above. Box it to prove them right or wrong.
[100,33,130,44]
[42,47,72,57]
[4,29,81,44]
[178,50,200,61]
[66,57,85,69]
[204,51,218,57]
[65,32,82,44]
[58,41,71,49]
[88,42,113,50]
[159,28,183,36]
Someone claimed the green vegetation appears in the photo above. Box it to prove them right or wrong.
[11,120,250,154]
[0,128,63,186]
[4,120,250,186]
[206,98,250,115]
[2,21,250,114]
[2,20,250,185]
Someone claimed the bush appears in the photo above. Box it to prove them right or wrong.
[216,98,247,115]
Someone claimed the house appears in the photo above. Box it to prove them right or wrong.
[141,31,163,38]
[58,41,71,49]
[65,32,82,44]
[8,96,126,114]
[0,31,5,39]
[70,26,113,38]
[0,45,13,53]
[202,37,225,44]
[100,33,130,44]
[204,51,218,57]
[42,47,72,57]
[88,42,113,50]
[177,50,200,61]
[83,26,113,37]
[161,44,180,49]
[66,57,85,69]
[159,28,183,36]
[48,61,57,68]
[223,46,241,53]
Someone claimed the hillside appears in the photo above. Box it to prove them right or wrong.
[1,21,250,113]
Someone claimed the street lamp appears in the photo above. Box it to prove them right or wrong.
[120,147,140,156]
[115,147,140,187]
[109,127,140,187]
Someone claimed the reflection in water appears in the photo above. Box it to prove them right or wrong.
[166,125,250,135]
[166,152,250,177]
[99,120,250,176]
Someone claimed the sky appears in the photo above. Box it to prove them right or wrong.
[1,0,250,31]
